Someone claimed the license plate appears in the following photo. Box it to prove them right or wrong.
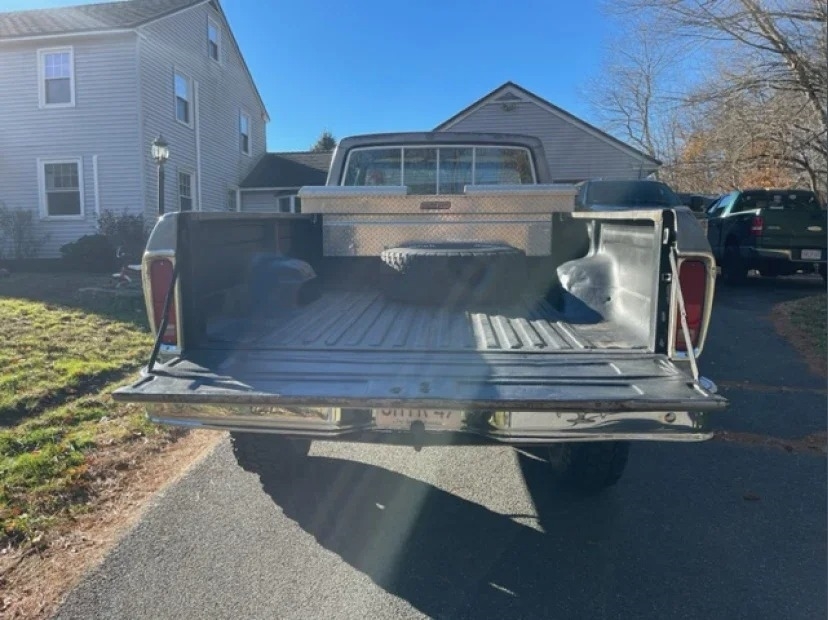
[374,409,463,429]
[801,249,822,260]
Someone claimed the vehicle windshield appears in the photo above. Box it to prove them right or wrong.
[740,190,823,211]
[341,145,535,194]
[585,181,682,207]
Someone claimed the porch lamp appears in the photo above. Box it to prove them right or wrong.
[151,134,170,216]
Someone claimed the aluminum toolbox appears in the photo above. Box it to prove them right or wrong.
[298,184,577,257]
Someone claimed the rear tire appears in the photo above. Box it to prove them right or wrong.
[721,245,748,286]
[819,264,826,286]
[230,433,310,475]
[547,441,630,495]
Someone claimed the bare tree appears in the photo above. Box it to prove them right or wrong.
[587,25,678,161]
[603,0,827,197]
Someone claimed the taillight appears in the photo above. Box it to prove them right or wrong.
[149,258,178,346]
[675,260,706,352]
[750,215,764,236]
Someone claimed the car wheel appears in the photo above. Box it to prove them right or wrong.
[819,264,827,286]
[547,441,630,495]
[721,245,748,285]
[230,433,311,475]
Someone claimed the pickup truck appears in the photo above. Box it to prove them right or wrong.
[114,132,726,494]
[705,189,827,284]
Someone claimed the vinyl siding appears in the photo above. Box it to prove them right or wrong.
[240,190,279,213]
[240,188,300,213]
[441,101,657,182]
[0,33,142,257]
[137,2,266,218]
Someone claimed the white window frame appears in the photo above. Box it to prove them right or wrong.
[207,17,221,62]
[239,110,251,156]
[37,157,84,219]
[227,185,240,212]
[277,194,297,213]
[173,69,193,127]
[38,46,75,108]
[178,170,195,211]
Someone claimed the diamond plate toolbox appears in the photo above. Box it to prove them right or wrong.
[321,213,554,256]
[299,185,575,257]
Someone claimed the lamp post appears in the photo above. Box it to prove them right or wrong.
[151,134,170,216]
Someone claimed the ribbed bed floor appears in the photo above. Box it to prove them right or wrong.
[205,291,645,352]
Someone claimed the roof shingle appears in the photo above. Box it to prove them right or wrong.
[240,151,332,189]
[0,0,203,39]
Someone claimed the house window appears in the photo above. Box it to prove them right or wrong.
[40,159,83,217]
[174,72,192,125]
[178,171,194,211]
[207,18,221,61]
[277,195,296,213]
[227,188,238,211]
[38,47,74,107]
[239,111,251,155]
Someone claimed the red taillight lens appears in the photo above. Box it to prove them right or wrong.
[750,215,764,236]
[675,260,706,352]
[149,258,177,346]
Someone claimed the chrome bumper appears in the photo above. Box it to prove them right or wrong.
[744,247,825,263]
[146,384,719,445]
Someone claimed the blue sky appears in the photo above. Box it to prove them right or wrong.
[1,0,615,152]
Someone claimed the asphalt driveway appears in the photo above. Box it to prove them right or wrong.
[56,276,827,620]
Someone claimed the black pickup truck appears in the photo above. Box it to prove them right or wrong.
[705,189,827,284]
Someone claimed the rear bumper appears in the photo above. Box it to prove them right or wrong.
[741,246,826,264]
[142,377,720,444]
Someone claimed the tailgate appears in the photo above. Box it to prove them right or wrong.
[758,197,827,251]
[114,350,724,413]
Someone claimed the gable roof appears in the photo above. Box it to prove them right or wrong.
[0,0,202,39]
[240,151,333,189]
[435,81,661,167]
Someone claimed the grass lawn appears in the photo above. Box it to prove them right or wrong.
[0,388,177,545]
[773,292,827,375]
[0,273,176,547]
[0,298,152,425]
[786,294,827,358]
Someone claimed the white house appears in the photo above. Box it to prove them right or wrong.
[0,0,268,257]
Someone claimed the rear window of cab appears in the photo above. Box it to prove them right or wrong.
[341,145,536,194]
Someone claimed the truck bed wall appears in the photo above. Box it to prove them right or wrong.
[172,212,664,353]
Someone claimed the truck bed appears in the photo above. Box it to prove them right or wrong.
[203,291,645,353]
[116,210,726,420]
[123,291,722,413]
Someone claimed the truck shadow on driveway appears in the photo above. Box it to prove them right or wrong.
[241,441,826,619]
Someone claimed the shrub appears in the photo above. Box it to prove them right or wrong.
[60,234,116,273]
[97,210,147,262]
[0,204,50,260]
